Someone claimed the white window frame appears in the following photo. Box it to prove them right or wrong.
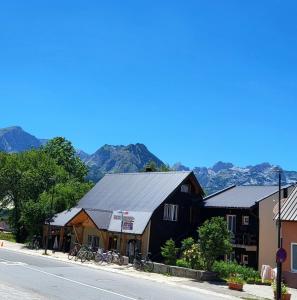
[163,204,178,221]
[242,215,249,225]
[242,254,249,265]
[225,252,236,262]
[181,184,190,193]
[291,243,297,272]
[227,215,236,234]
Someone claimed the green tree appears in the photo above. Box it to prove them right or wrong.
[181,237,195,251]
[0,150,66,241]
[198,217,232,270]
[161,238,178,265]
[43,137,88,181]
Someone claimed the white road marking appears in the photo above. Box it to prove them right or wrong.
[0,257,138,300]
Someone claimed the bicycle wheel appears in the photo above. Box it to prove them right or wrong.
[68,248,76,260]
[81,251,88,263]
[118,256,124,266]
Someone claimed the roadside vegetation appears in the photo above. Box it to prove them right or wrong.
[161,217,267,285]
[0,137,93,243]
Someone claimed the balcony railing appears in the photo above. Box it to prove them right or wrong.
[231,233,257,246]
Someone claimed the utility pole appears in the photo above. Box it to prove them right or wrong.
[44,177,55,255]
[276,170,282,300]
[119,210,124,255]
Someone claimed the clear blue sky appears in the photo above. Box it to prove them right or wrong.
[0,1,296,170]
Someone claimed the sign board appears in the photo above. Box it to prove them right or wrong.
[276,247,287,264]
[113,211,135,231]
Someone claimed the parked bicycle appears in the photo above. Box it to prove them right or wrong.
[68,243,82,260]
[95,248,113,264]
[133,252,153,272]
[110,250,124,265]
[27,235,41,250]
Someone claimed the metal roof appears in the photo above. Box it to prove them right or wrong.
[51,207,82,226]
[52,171,198,234]
[77,171,194,212]
[84,209,112,230]
[281,186,297,221]
[204,185,286,208]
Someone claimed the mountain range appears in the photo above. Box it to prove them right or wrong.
[1,126,296,194]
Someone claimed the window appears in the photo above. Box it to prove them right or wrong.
[163,204,178,221]
[87,235,99,250]
[225,252,235,262]
[242,254,249,265]
[291,243,297,272]
[181,184,190,193]
[284,188,288,198]
[227,215,236,234]
[242,216,249,225]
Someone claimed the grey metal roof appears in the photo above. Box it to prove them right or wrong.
[51,207,82,227]
[204,185,286,208]
[281,186,297,221]
[84,209,112,230]
[77,171,193,212]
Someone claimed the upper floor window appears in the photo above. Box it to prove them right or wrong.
[284,188,288,198]
[164,204,178,221]
[292,243,297,272]
[227,215,236,234]
[181,184,191,193]
[242,216,249,225]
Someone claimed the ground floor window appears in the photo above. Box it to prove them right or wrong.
[292,243,297,272]
[108,236,118,250]
[88,235,99,250]
[241,254,249,265]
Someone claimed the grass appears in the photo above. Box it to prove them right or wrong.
[0,231,16,242]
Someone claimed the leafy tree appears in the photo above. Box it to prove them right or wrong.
[198,217,232,270]
[161,238,178,265]
[43,137,88,181]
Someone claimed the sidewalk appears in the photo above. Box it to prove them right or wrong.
[1,240,297,300]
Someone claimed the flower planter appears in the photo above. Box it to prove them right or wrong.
[228,282,243,291]
[274,292,291,300]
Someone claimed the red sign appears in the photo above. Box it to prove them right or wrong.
[276,248,287,263]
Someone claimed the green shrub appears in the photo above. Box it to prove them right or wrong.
[0,232,16,242]
[212,261,260,281]
[161,239,178,265]
[176,258,191,268]
[181,237,195,251]
[183,243,204,270]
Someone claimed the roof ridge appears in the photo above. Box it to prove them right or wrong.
[204,185,236,200]
[104,171,192,176]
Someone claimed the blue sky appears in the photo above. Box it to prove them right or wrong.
[0,1,297,170]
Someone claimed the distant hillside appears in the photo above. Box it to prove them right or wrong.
[79,144,164,182]
[0,126,42,152]
[1,126,296,194]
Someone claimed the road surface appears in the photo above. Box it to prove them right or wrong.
[0,248,230,300]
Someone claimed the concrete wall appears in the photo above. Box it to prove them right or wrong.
[258,187,294,270]
[282,221,297,289]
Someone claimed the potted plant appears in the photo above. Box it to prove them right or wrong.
[228,274,244,291]
[272,281,291,300]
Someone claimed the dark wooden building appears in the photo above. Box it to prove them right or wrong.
[203,185,292,270]
[50,171,205,261]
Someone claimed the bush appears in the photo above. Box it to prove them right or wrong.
[176,258,191,268]
[212,261,260,281]
[161,239,178,265]
[181,237,195,251]
[183,243,204,270]
[198,217,232,270]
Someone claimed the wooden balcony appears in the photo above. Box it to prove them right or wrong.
[231,233,257,252]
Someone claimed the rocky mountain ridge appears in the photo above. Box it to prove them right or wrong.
[0,126,296,194]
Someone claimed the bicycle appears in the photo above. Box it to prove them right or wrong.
[110,250,124,265]
[133,252,153,272]
[68,243,82,260]
[27,235,41,250]
[95,249,113,264]
[80,246,96,263]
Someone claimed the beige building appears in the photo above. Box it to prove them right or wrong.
[258,185,294,269]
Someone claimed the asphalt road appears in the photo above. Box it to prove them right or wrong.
[0,248,229,300]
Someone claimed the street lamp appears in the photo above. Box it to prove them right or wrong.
[44,177,55,255]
